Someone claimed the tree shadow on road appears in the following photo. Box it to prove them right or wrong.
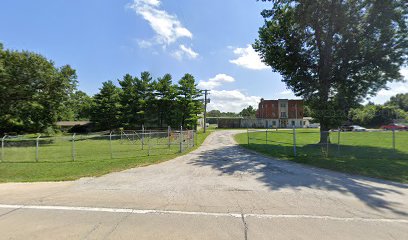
[189,144,408,216]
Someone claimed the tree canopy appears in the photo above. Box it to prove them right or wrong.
[0,43,206,133]
[385,93,408,112]
[177,74,203,129]
[240,106,257,118]
[0,45,77,133]
[91,81,122,130]
[90,73,203,131]
[349,104,407,128]
[254,0,408,142]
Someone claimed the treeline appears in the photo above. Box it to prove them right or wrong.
[304,93,408,127]
[348,94,408,127]
[91,72,202,131]
[0,44,202,134]
[207,106,257,119]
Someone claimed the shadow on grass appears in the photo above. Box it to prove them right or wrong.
[189,144,408,216]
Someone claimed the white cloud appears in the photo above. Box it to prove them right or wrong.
[207,90,260,113]
[401,67,408,80]
[136,39,153,48]
[369,68,408,104]
[171,44,199,60]
[140,0,160,6]
[229,44,269,70]
[198,74,258,112]
[280,90,292,95]
[129,0,192,45]
[198,74,235,89]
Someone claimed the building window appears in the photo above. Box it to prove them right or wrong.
[280,112,287,118]
[280,103,286,108]
[272,121,276,126]
[292,121,295,126]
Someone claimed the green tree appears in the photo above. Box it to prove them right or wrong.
[135,71,155,127]
[207,110,222,118]
[349,105,407,128]
[303,104,312,117]
[385,93,408,112]
[221,112,239,117]
[0,46,77,133]
[154,74,177,127]
[59,90,93,121]
[177,74,203,129]
[72,91,93,120]
[118,74,138,128]
[240,106,257,118]
[118,72,155,128]
[254,0,408,142]
[91,81,122,130]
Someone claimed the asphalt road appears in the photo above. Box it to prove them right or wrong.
[0,130,407,239]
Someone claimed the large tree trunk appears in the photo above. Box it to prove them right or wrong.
[319,124,330,144]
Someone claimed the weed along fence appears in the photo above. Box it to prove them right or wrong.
[0,127,196,163]
[246,128,408,160]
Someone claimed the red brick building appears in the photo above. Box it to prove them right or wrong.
[256,99,304,128]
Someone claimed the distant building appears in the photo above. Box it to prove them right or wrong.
[256,99,304,128]
[55,121,91,132]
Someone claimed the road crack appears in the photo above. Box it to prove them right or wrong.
[102,212,131,240]
[241,213,248,240]
[0,208,20,219]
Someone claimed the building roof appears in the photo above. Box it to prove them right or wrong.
[55,121,91,127]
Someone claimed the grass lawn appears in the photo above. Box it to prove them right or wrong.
[234,129,408,183]
[0,130,211,182]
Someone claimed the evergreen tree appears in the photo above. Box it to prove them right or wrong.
[91,81,122,130]
[154,74,177,128]
[118,74,138,128]
[177,74,203,129]
[135,71,155,127]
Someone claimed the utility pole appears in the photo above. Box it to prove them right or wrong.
[202,89,210,133]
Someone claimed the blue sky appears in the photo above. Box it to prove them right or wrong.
[1,0,407,112]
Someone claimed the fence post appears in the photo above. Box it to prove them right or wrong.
[142,125,145,150]
[1,135,6,162]
[337,128,340,153]
[192,130,195,147]
[72,133,76,161]
[195,129,198,147]
[168,126,171,149]
[109,132,113,159]
[187,130,190,148]
[247,128,250,145]
[36,134,41,162]
[266,127,268,144]
[148,131,151,156]
[293,126,296,157]
[326,131,329,157]
[180,126,183,153]
[392,129,395,151]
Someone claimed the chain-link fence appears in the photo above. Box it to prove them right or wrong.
[0,127,196,163]
[246,128,408,160]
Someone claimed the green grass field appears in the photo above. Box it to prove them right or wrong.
[234,129,408,183]
[0,131,211,182]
